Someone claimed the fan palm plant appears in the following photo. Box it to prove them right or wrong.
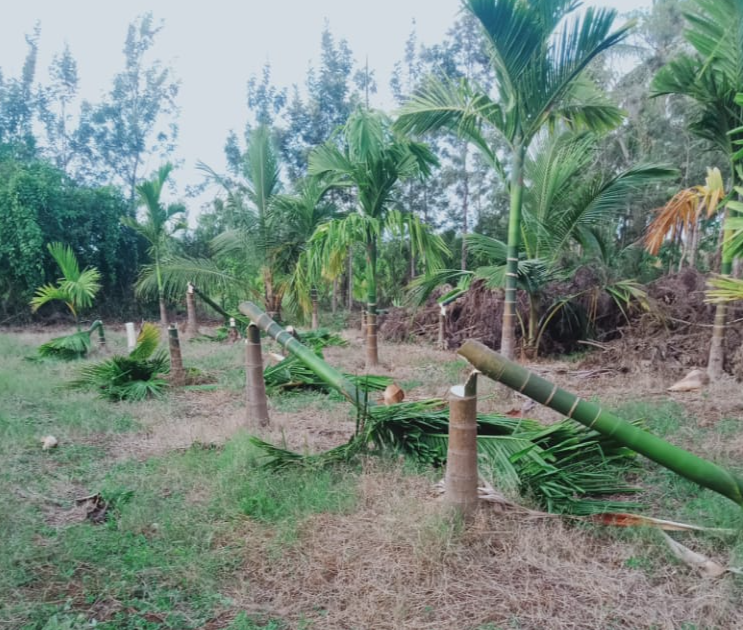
[307,107,449,366]
[651,0,743,378]
[30,242,101,329]
[122,163,186,328]
[396,0,632,359]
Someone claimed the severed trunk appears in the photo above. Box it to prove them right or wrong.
[459,340,743,506]
[239,301,366,406]
[245,324,269,427]
[445,373,478,519]
[186,283,199,336]
[167,325,185,386]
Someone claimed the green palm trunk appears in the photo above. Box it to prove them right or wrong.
[501,143,525,359]
[365,233,379,366]
[459,339,743,506]
[708,211,735,378]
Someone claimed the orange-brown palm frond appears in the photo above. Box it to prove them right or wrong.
[645,189,700,255]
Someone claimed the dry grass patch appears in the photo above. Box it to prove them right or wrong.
[228,462,742,630]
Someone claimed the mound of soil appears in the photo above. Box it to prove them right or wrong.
[380,267,634,356]
[380,267,743,377]
[579,268,743,377]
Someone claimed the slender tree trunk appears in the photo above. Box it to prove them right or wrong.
[708,209,733,379]
[527,293,539,351]
[500,143,526,360]
[347,249,353,311]
[461,142,470,271]
[445,373,479,520]
[366,236,379,367]
[332,277,338,314]
[245,324,269,427]
[186,283,199,336]
[688,220,700,269]
[167,325,185,386]
[159,296,169,330]
[311,287,319,330]
[438,305,447,350]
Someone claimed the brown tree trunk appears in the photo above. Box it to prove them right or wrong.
[186,283,199,336]
[438,306,446,350]
[366,311,379,367]
[445,373,478,520]
[245,324,269,427]
[167,325,185,386]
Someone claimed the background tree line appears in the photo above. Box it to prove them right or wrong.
[0,0,731,339]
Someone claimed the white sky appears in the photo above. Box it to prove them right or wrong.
[0,0,652,211]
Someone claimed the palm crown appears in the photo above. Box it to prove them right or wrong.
[30,242,102,326]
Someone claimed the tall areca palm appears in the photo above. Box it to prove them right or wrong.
[30,242,101,329]
[122,163,185,328]
[396,0,632,358]
[308,107,449,366]
[202,125,285,316]
[651,0,743,378]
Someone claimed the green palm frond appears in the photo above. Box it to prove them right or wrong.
[70,323,168,401]
[706,274,743,303]
[129,323,161,361]
[30,243,101,318]
[135,256,241,301]
[406,269,474,307]
[38,330,93,360]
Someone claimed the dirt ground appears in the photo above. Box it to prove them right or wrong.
[7,325,743,629]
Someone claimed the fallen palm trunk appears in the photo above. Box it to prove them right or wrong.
[239,301,368,407]
[192,286,249,326]
[458,340,743,507]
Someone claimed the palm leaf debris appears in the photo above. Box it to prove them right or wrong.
[70,323,169,401]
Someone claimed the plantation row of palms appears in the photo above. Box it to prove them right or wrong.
[34,0,743,375]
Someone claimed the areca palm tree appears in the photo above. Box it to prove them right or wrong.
[651,0,743,378]
[199,125,286,316]
[409,131,674,352]
[30,242,101,329]
[307,107,449,366]
[396,0,632,359]
[122,163,185,328]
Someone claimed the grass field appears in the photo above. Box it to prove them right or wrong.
[1,326,743,629]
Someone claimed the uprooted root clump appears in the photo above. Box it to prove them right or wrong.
[580,268,743,377]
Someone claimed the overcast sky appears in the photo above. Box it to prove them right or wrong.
[1,1,652,211]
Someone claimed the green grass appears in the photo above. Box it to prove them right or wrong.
[0,333,359,629]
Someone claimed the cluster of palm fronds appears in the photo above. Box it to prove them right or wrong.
[252,398,641,515]
[36,320,105,360]
[70,323,169,401]
[263,354,391,394]
[299,328,348,351]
